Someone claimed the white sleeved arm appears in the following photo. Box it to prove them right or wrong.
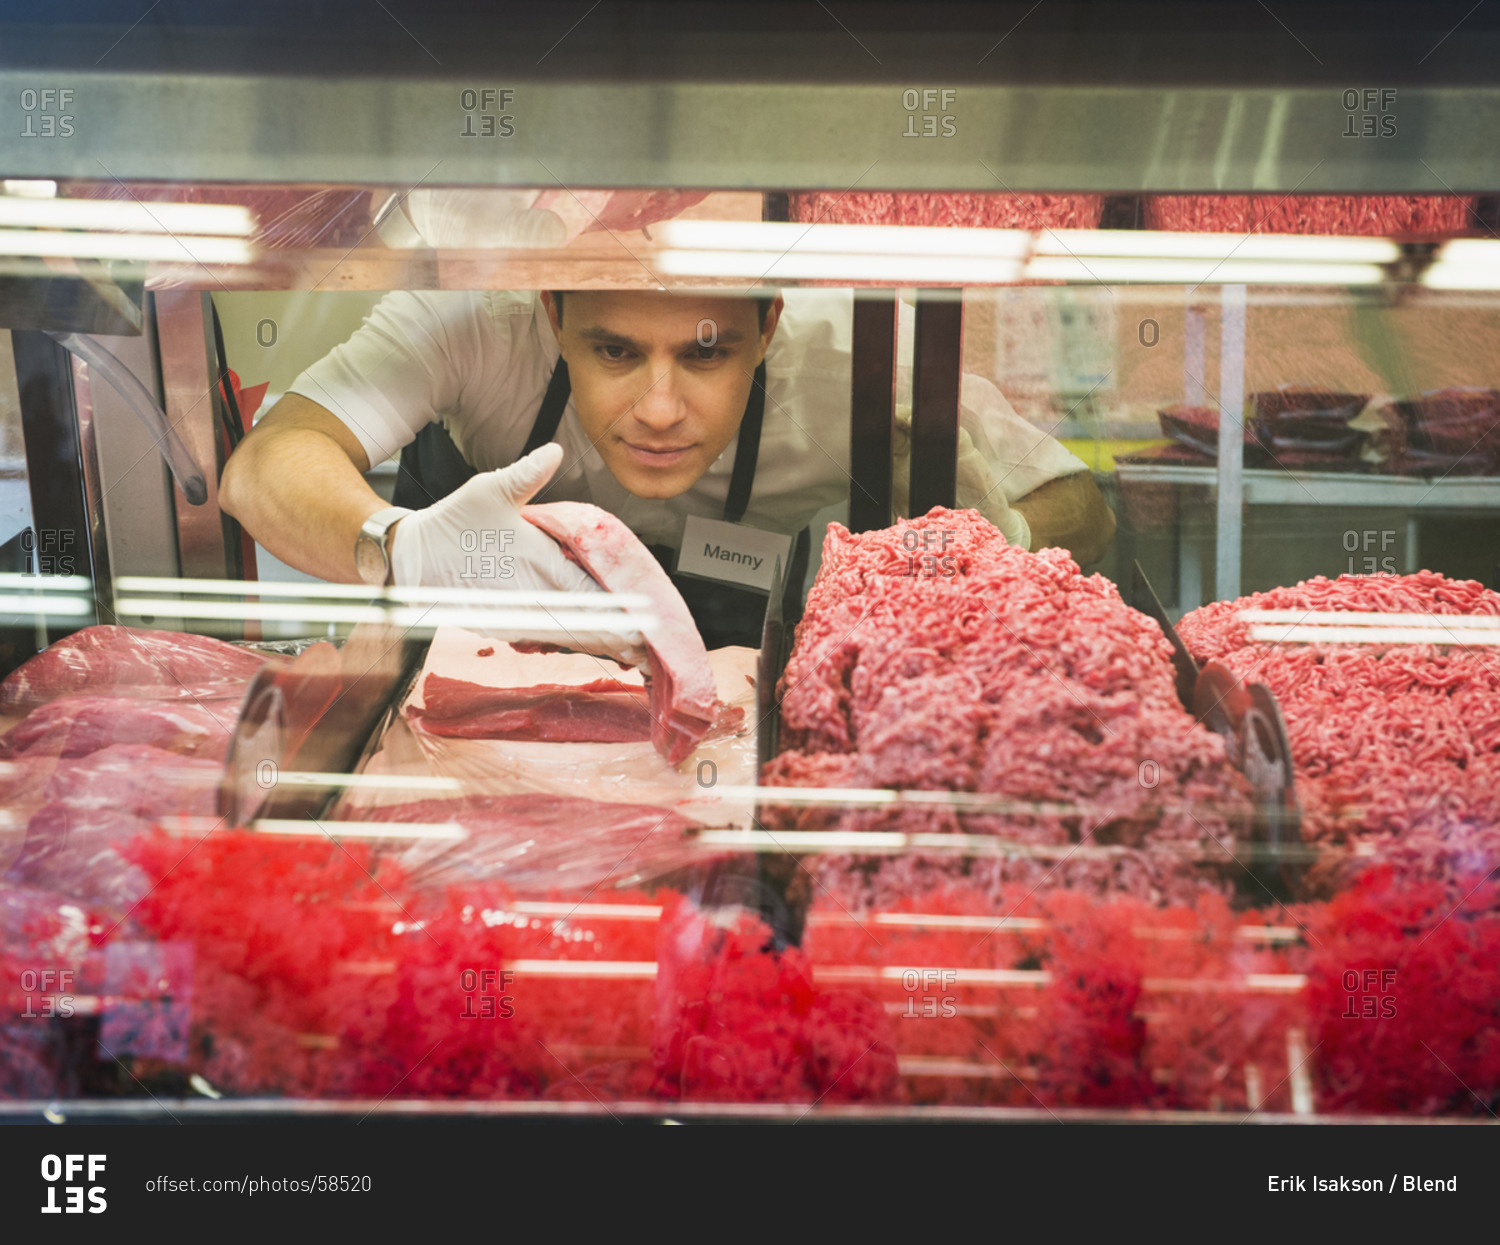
[286,291,494,468]
[891,375,1089,549]
[957,373,1089,503]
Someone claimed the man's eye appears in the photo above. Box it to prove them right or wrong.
[689,346,728,362]
[595,345,633,362]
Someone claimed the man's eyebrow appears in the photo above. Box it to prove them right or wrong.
[578,327,645,349]
[576,326,748,349]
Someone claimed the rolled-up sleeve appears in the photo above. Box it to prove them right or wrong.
[286,291,490,467]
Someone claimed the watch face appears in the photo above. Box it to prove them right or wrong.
[354,533,386,586]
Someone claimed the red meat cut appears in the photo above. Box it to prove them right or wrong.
[0,695,240,761]
[7,744,223,909]
[0,626,276,714]
[522,502,720,763]
[409,673,653,744]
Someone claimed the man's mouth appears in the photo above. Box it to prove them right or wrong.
[622,441,695,468]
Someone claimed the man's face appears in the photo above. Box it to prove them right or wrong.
[543,290,782,499]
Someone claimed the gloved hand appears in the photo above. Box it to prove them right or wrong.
[389,442,649,667]
[892,404,1032,549]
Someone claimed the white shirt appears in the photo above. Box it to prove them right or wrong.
[288,289,1087,549]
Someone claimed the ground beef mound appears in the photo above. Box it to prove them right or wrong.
[763,508,1252,908]
[1177,571,1500,900]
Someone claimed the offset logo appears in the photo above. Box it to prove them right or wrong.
[40,1154,106,1214]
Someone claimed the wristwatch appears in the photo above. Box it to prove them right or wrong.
[354,506,412,587]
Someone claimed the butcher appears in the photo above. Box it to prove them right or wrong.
[219,289,1115,649]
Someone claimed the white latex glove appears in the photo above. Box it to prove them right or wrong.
[389,443,649,667]
[892,404,1032,550]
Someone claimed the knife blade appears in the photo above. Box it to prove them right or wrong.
[1132,559,1199,712]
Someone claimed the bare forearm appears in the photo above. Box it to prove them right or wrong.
[1013,471,1117,566]
[220,424,388,584]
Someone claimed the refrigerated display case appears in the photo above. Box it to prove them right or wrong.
[3,4,1500,1122]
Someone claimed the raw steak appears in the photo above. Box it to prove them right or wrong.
[1177,572,1500,899]
[7,744,223,909]
[409,673,653,743]
[0,695,240,761]
[764,508,1252,908]
[1,626,275,714]
[522,502,720,763]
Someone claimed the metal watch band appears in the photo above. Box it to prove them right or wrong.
[356,505,411,586]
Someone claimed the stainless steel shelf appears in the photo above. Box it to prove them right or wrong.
[1115,463,1500,508]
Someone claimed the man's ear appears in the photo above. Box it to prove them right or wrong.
[756,295,786,365]
[540,291,565,349]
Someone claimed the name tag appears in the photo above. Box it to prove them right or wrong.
[675,515,793,593]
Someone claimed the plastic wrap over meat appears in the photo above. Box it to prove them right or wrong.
[352,794,701,894]
[1178,571,1500,901]
[5,745,223,909]
[0,694,240,761]
[1142,194,1475,236]
[531,188,710,240]
[764,508,1253,908]
[0,625,277,714]
[61,181,375,249]
[788,191,1104,230]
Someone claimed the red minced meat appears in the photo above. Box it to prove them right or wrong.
[1141,195,1475,236]
[763,508,1253,908]
[1176,571,1500,899]
[788,192,1104,230]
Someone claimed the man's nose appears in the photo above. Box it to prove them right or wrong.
[631,361,688,430]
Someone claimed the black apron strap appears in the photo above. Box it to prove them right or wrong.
[520,357,573,457]
[723,361,767,524]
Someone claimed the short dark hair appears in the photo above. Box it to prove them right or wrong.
[551,291,773,328]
